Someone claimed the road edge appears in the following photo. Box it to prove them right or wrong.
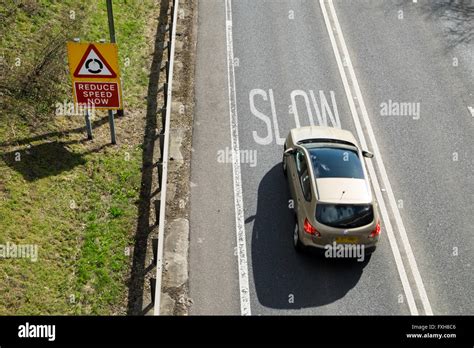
[159,0,198,315]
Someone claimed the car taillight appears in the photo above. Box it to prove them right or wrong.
[304,218,320,237]
[369,220,381,238]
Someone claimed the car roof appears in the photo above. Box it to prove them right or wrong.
[291,126,358,146]
[289,128,373,203]
[315,178,372,204]
[305,146,373,203]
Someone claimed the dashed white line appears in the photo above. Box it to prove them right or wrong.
[224,0,251,316]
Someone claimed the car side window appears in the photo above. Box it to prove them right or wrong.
[300,168,311,202]
[295,151,303,174]
[296,150,312,202]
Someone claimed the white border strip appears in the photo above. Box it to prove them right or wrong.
[154,0,180,315]
[326,0,432,315]
[224,0,252,316]
[319,0,421,315]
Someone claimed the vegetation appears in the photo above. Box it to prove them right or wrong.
[0,0,158,314]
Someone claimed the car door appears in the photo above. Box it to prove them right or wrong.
[286,147,300,205]
[294,149,313,224]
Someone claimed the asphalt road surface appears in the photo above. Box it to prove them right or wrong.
[189,0,473,315]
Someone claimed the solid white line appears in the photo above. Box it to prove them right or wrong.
[319,0,419,315]
[224,0,252,316]
[327,0,433,315]
[154,0,180,315]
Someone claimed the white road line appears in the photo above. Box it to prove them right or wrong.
[319,0,420,315]
[327,0,433,315]
[224,0,251,316]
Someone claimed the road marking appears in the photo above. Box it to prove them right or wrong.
[249,88,341,145]
[320,0,427,315]
[327,0,433,315]
[249,89,274,145]
[224,0,251,316]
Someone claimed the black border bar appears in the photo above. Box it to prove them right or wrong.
[0,315,472,346]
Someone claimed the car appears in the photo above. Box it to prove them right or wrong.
[282,126,380,255]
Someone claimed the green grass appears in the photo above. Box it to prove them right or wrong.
[0,0,158,314]
[0,145,142,314]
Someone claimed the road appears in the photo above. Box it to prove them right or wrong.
[189,0,473,315]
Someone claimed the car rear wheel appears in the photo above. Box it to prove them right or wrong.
[293,221,304,252]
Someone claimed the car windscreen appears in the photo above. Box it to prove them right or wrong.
[307,147,364,179]
[316,203,374,228]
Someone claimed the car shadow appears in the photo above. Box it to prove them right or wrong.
[250,163,370,310]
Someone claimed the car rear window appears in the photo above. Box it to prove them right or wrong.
[316,203,374,228]
[308,147,364,179]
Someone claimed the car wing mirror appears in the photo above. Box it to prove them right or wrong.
[362,150,374,158]
[284,147,295,156]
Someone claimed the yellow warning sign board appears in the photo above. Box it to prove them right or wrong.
[67,42,123,109]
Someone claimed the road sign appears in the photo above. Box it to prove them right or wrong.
[74,81,120,108]
[67,42,122,109]
[73,44,117,78]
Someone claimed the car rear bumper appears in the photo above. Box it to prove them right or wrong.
[300,232,379,256]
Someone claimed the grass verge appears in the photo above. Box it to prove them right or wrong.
[0,0,160,314]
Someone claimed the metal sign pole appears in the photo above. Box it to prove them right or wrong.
[85,109,93,140]
[74,37,93,141]
[106,0,117,144]
[106,0,116,43]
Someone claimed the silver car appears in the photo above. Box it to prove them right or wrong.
[283,126,380,254]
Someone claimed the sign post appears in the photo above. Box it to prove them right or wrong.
[85,109,93,140]
[66,1,122,144]
[106,0,117,143]
[67,43,123,108]
[73,38,94,140]
[106,0,116,43]
[67,41,122,144]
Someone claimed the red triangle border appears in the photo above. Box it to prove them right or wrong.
[73,44,117,78]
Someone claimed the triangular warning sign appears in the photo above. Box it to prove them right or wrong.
[73,44,117,78]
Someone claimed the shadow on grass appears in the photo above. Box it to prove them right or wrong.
[126,0,170,315]
[1,141,85,181]
[0,115,110,147]
[1,140,112,181]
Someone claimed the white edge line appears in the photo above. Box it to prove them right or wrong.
[154,0,180,315]
[327,0,433,315]
[225,0,252,316]
[319,0,419,315]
